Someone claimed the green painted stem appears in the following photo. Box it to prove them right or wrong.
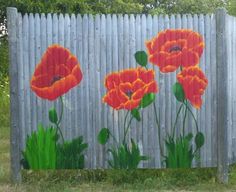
[123,115,133,144]
[182,100,188,136]
[184,102,199,133]
[56,96,65,143]
[171,103,184,138]
[153,101,163,157]
[123,111,129,143]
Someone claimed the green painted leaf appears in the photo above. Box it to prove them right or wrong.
[49,108,58,124]
[195,132,205,148]
[140,93,155,108]
[97,128,110,145]
[134,51,148,67]
[172,82,185,102]
[131,108,141,121]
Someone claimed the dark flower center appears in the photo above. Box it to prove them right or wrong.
[51,75,62,85]
[169,45,182,52]
[126,91,133,99]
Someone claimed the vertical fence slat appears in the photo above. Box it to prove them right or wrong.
[158,15,165,167]
[129,14,136,147]
[35,13,42,126]
[17,13,24,151]
[76,14,83,139]
[106,14,113,168]
[146,14,154,167]
[7,7,21,182]
[232,17,236,162]
[175,14,182,137]
[70,14,77,139]
[22,14,31,140]
[141,14,148,167]
[164,15,171,158]
[216,8,228,184]
[198,14,206,167]
[112,14,119,146]
[152,14,160,168]
[227,16,233,164]
[205,14,212,167]
[210,14,217,167]
[100,14,107,167]
[135,14,144,168]
[122,14,130,143]
[40,13,48,126]
[117,14,124,144]
[88,14,95,167]
[170,14,176,150]
[29,13,37,133]
[94,14,102,167]
[81,14,89,167]
[193,14,199,167]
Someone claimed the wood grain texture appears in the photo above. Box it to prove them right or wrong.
[216,8,228,184]
[7,10,236,180]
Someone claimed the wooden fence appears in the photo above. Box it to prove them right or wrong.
[7,7,236,182]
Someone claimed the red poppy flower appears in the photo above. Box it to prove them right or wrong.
[30,44,83,100]
[103,67,158,110]
[146,29,204,73]
[177,66,208,109]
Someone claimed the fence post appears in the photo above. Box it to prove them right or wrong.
[7,7,21,183]
[216,8,228,184]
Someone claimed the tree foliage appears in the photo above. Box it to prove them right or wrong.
[228,0,236,16]
[0,0,230,36]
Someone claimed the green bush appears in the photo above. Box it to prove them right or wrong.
[108,139,148,169]
[0,78,9,137]
[164,133,194,168]
[22,124,57,170]
[56,136,88,169]
[0,39,9,83]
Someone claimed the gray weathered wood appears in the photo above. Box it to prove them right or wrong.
[7,9,236,181]
[7,7,21,183]
[216,8,228,184]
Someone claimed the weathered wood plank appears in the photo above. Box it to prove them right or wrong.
[22,14,31,140]
[216,8,228,184]
[152,14,160,168]
[29,13,37,133]
[141,14,148,168]
[112,14,119,146]
[88,14,95,167]
[210,14,217,167]
[198,14,206,167]
[7,7,21,182]
[158,14,165,167]
[105,14,113,168]
[17,13,24,151]
[100,14,107,167]
[35,13,42,126]
[70,14,77,139]
[39,14,48,128]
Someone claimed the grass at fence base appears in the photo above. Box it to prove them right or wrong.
[19,167,235,191]
[22,168,217,187]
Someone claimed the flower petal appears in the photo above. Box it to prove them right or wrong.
[120,69,138,83]
[105,72,120,90]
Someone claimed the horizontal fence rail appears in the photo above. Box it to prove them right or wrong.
[7,7,236,182]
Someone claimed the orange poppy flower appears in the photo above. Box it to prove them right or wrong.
[103,67,158,110]
[146,29,204,73]
[30,44,83,101]
[177,66,208,109]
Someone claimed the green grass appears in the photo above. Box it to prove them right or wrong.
[1,81,236,191]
